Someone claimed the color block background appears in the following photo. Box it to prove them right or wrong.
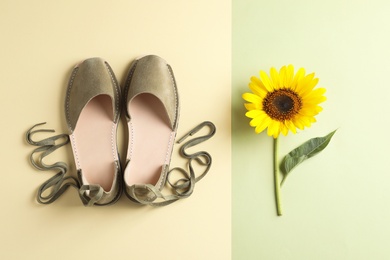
[233,0,390,259]
[3,0,390,259]
[1,1,230,259]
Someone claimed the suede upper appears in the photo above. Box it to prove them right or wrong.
[125,55,179,131]
[65,57,120,133]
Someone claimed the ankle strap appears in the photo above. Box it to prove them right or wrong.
[127,121,216,206]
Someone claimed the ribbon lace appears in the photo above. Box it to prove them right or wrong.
[128,121,216,206]
[26,123,106,206]
[27,121,216,206]
[26,122,80,204]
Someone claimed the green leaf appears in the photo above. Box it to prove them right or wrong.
[281,130,337,177]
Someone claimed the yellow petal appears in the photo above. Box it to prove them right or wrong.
[279,66,287,87]
[285,120,297,134]
[291,67,305,90]
[280,123,289,136]
[249,112,268,126]
[299,117,312,127]
[296,72,314,93]
[249,82,267,98]
[244,103,259,111]
[273,128,280,138]
[315,106,323,113]
[301,110,318,117]
[299,106,320,116]
[308,77,319,88]
[296,73,316,95]
[292,117,304,130]
[305,95,327,105]
[242,93,261,103]
[285,65,295,87]
[255,116,272,134]
[246,110,262,119]
[250,76,267,90]
[302,87,326,99]
[270,67,281,90]
[267,120,280,138]
[260,70,274,92]
[250,76,262,85]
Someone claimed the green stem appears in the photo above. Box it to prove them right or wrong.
[274,137,283,216]
[280,174,287,187]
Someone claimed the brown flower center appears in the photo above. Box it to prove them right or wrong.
[263,89,302,121]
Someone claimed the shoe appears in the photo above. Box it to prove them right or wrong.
[65,57,122,206]
[123,55,179,205]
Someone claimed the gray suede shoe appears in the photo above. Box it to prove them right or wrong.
[123,55,180,205]
[65,58,122,206]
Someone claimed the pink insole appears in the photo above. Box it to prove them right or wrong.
[71,95,117,192]
[125,93,174,186]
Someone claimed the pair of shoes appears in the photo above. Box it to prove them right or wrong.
[65,55,180,206]
[26,55,216,207]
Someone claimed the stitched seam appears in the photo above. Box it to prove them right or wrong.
[164,131,175,164]
[124,61,139,116]
[65,67,79,132]
[111,122,117,161]
[129,121,134,160]
[104,62,120,121]
[156,165,166,189]
[70,133,81,169]
[167,64,178,129]
[124,61,138,161]
[104,62,120,163]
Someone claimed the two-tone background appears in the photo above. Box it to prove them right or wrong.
[2,0,390,259]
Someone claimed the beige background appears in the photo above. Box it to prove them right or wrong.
[1,1,231,259]
[233,0,390,259]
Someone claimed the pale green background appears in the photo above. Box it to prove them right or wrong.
[233,0,390,259]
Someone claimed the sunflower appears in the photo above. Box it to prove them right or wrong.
[242,65,326,138]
